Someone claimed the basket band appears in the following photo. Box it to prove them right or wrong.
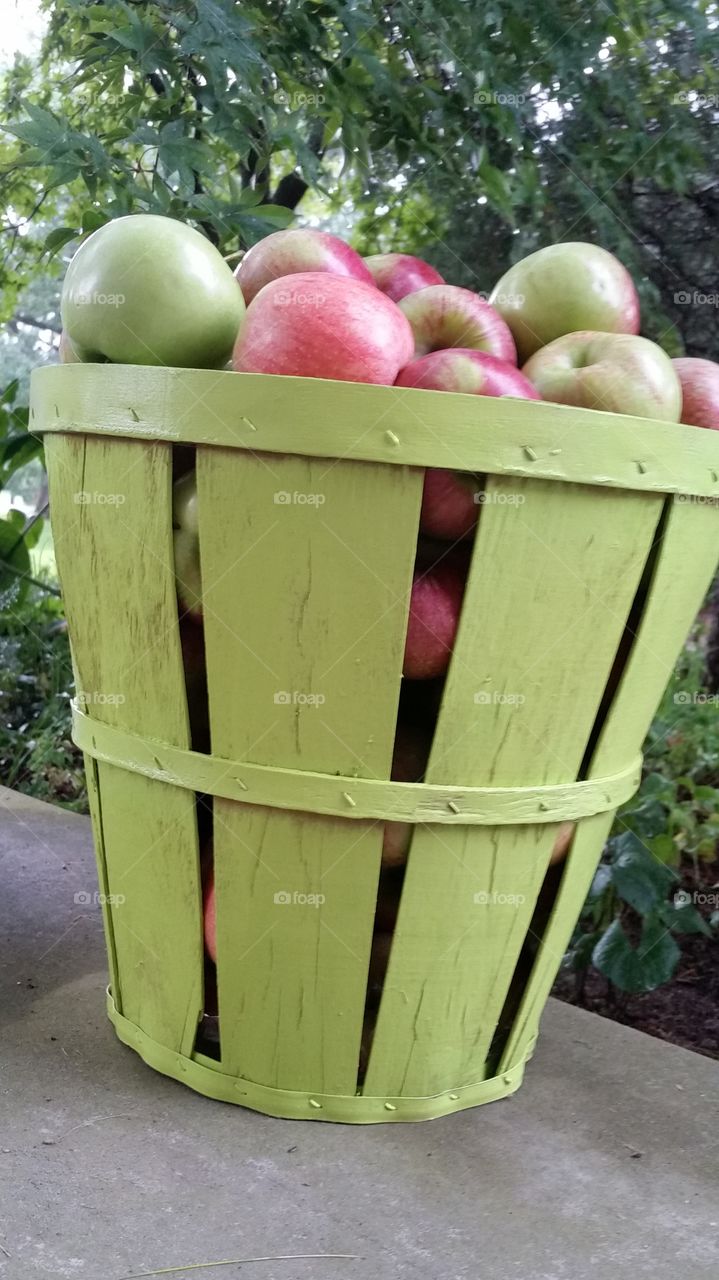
[106,989,531,1123]
[73,701,641,825]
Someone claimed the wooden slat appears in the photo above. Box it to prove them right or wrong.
[500,495,719,1072]
[498,811,615,1073]
[196,447,422,1093]
[45,433,203,1053]
[365,476,663,1097]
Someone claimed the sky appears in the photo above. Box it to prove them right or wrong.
[0,0,45,67]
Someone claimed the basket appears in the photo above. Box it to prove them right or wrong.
[31,363,719,1123]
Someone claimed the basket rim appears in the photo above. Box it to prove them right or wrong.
[31,363,719,498]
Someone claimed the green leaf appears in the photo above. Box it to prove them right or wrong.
[593,917,680,993]
[45,226,79,253]
[611,831,676,913]
[566,930,602,972]
[0,514,32,610]
[660,899,713,937]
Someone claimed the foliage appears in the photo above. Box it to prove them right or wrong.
[0,1,717,356]
[0,588,85,809]
[0,378,45,610]
[566,642,719,995]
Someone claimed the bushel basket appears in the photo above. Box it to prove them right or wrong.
[31,363,719,1123]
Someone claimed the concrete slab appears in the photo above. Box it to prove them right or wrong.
[1,795,718,1280]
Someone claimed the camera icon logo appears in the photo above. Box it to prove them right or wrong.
[274,491,291,504]
[74,891,92,905]
[274,891,292,905]
[274,691,291,705]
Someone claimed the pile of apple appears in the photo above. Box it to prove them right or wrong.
[60,216,719,998]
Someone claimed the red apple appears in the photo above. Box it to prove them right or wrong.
[395,348,539,398]
[364,252,444,302]
[550,821,575,865]
[490,242,641,363]
[396,350,540,539]
[233,272,414,384]
[399,286,517,364]
[204,871,216,963]
[673,357,719,431]
[403,555,467,680]
[235,229,374,305]
[382,725,431,867]
[523,331,682,421]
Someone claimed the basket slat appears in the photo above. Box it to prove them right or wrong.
[365,476,663,1096]
[44,434,203,1054]
[195,447,422,1093]
[498,494,719,1072]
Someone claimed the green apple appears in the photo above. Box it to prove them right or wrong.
[173,470,202,616]
[61,214,245,368]
[523,331,682,421]
[490,242,640,363]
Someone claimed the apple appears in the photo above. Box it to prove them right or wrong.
[235,228,374,304]
[395,349,540,540]
[523,331,682,421]
[550,821,575,865]
[489,242,640,363]
[233,272,414,384]
[204,871,216,964]
[673,357,719,431]
[61,214,245,368]
[403,554,467,679]
[382,725,431,867]
[395,348,539,398]
[364,252,444,302]
[173,470,202,617]
[399,285,516,363]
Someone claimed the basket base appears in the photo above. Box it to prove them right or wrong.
[107,992,531,1123]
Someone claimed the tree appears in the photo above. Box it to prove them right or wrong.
[0,0,716,356]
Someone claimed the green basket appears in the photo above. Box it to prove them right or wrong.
[31,363,719,1123]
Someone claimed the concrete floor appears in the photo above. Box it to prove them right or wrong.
[2,786,718,1280]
